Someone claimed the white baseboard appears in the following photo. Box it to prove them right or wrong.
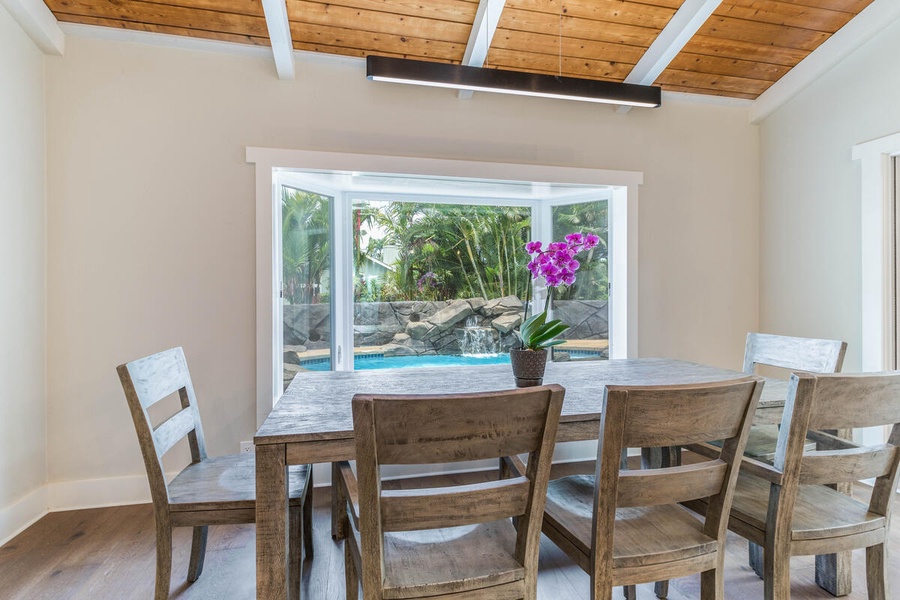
[0,486,49,547]
[47,474,153,512]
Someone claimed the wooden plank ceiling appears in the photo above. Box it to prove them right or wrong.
[45,0,875,100]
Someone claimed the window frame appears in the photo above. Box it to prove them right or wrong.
[249,148,642,427]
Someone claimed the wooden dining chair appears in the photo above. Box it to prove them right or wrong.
[117,347,313,600]
[719,371,900,600]
[740,332,847,580]
[540,377,763,599]
[335,384,565,600]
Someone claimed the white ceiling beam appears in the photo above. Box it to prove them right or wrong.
[615,0,722,113]
[750,0,900,124]
[261,0,295,80]
[0,0,64,55]
[458,0,506,99]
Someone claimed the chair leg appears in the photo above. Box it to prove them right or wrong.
[763,541,790,600]
[187,526,208,583]
[289,506,302,600]
[590,575,613,600]
[332,462,348,541]
[654,580,669,598]
[866,543,889,600]
[622,585,636,600]
[154,521,173,600]
[303,469,314,560]
[700,566,723,600]
[344,536,359,600]
[748,542,765,579]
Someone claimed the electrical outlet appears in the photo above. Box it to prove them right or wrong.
[240,441,255,454]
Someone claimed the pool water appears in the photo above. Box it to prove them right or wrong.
[299,350,602,371]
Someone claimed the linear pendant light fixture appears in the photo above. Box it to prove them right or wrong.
[366,55,662,108]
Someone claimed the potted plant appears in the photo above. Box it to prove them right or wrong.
[511,232,600,386]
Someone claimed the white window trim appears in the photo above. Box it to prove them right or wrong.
[852,132,900,448]
[247,147,642,427]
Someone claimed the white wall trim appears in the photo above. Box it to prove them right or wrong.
[248,148,642,427]
[852,131,900,374]
[0,486,48,547]
[47,474,154,512]
[0,0,64,55]
[750,0,900,124]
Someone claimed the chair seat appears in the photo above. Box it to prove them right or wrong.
[544,475,718,569]
[377,520,525,599]
[168,454,309,511]
[742,425,816,461]
[730,472,884,541]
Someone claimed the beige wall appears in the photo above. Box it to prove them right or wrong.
[0,4,47,537]
[45,35,759,487]
[759,18,900,373]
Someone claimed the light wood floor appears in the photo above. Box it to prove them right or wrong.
[1,483,897,600]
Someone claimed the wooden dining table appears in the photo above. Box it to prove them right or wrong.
[254,357,841,599]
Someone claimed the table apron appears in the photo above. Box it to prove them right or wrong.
[285,438,355,465]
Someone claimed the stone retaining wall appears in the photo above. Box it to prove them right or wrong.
[283,297,608,357]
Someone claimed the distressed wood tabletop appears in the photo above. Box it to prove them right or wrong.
[256,358,788,446]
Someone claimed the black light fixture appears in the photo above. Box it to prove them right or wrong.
[366,55,661,108]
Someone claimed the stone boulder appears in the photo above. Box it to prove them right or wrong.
[491,313,522,334]
[426,299,473,333]
[382,343,417,357]
[482,295,523,316]
[406,320,435,341]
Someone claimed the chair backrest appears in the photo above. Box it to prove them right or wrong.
[351,385,565,587]
[592,378,763,572]
[743,332,847,375]
[117,347,207,507]
[773,372,900,525]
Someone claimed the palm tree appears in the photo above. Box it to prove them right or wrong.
[282,187,330,304]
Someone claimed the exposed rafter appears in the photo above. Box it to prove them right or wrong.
[0,0,64,55]
[616,0,722,113]
[261,0,294,80]
[458,0,506,99]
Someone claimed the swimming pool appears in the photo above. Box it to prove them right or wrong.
[299,350,602,371]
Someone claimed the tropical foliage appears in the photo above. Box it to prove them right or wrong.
[281,189,610,306]
[353,201,533,302]
[282,187,330,305]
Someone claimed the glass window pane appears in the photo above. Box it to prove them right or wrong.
[351,200,531,370]
[281,186,332,387]
[551,199,609,360]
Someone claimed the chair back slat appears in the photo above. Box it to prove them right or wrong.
[743,332,846,375]
[117,347,207,507]
[352,384,564,592]
[153,406,197,459]
[380,477,530,532]
[616,461,728,508]
[618,379,760,448]
[805,372,900,430]
[799,446,899,485]
[367,388,557,465]
[124,347,194,408]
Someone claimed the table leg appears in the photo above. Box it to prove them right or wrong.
[257,443,290,600]
[332,462,348,541]
[641,447,678,599]
[813,432,852,597]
